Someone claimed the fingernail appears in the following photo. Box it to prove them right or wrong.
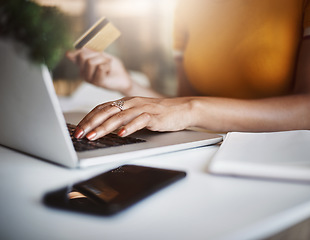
[86,131,97,140]
[74,127,84,139]
[117,128,126,137]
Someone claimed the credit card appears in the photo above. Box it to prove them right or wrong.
[74,17,121,52]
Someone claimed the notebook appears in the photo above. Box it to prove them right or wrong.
[0,40,222,168]
[208,131,310,182]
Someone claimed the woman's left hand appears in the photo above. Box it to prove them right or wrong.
[73,97,196,140]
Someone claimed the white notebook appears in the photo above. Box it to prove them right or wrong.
[208,130,310,182]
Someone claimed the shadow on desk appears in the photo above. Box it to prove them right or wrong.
[265,217,310,240]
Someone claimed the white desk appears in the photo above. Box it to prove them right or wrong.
[1,83,310,240]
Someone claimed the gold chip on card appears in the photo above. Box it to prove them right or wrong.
[74,17,121,52]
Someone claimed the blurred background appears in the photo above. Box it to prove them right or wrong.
[34,0,178,96]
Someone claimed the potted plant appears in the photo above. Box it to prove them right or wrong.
[0,0,72,70]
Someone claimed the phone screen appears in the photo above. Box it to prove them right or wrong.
[43,165,186,215]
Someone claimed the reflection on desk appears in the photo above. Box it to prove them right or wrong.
[1,144,310,240]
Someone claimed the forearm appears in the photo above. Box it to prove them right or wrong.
[189,94,310,132]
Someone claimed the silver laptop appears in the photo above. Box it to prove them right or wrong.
[0,40,222,168]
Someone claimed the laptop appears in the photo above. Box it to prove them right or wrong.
[0,40,222,168]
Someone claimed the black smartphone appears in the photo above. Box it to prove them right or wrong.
[43,165,186,216]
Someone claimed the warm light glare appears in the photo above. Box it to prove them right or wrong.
[34,0,85,15]
[98,0,176,18]
[34,0,176,18]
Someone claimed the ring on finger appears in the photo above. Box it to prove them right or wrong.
[111,100,125,111]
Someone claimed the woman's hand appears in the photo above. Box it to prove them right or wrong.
[73,97,196,140]
[66,48,132,95]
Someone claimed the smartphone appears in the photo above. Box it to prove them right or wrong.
[43,165,186,216]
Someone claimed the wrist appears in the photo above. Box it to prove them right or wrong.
[187,97,209,129]
[120,79,133,96]
[122,78,163,98]
[121,79,140,96]
[117,70,136,96]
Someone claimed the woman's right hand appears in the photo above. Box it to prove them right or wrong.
[66,48,133,95]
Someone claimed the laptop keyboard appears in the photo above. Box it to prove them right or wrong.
[67,123,146,152]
